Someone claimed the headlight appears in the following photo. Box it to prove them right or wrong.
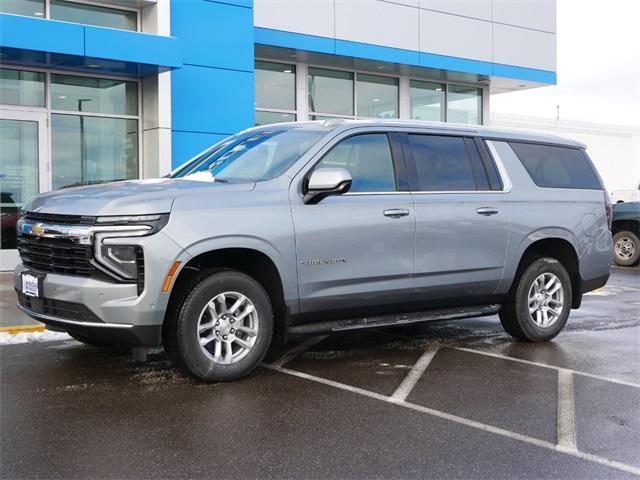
[100,244,140,280]
[95,214,169,233]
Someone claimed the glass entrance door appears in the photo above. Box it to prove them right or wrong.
[0,110,48,271]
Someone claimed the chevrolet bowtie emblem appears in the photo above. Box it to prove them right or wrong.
[32,224,45,236]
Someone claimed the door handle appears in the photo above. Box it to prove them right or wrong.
[383,209,410,218]
[476,207,499,216]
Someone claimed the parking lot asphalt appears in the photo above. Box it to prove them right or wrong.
[1,267,639,479]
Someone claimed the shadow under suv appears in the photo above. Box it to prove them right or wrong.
[14,120,613,381]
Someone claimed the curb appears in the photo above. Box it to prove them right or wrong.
[0,325,46,335]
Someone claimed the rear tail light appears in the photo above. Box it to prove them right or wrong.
[604,191,612,230]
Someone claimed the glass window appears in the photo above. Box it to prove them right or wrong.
[0,0,44,17]
[51,74,138,116]
[410,80,444,122]
[0,68,45,107]
[509,142,602,189]
[51,114,138,189]
[447,85,482,124]
[357,74,398,119]
[408,135,476,191]
[308,68,353,116]
[50,0,137,30]
[171,128,328,182]
[255,111,295,126]
[255,61,295,111]
[0,119,39,250]
[315,134,396,192]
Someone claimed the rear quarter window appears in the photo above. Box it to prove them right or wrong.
[509,142,602,190]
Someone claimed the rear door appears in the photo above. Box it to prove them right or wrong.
[291,131,415,315]
[404,133,510,304]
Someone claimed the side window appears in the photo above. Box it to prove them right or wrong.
[408,134,477,191]
[509,142,602,189]
[314,134,396,192]
[477,139,503,190]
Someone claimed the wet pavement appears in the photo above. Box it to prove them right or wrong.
[1,267,639,479]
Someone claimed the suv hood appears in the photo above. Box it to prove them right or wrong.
[23,178,256,217]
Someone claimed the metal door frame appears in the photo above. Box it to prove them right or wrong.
[0,108,49,271]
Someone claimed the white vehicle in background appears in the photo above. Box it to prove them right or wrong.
[611,183,640,203]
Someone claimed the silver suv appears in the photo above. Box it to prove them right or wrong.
[14,120,613,381]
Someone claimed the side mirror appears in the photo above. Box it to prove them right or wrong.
[303,168,352,204]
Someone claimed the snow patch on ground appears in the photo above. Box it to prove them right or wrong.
[0,330,71,345]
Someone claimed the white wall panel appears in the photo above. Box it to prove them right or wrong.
[335,0,419,51]
[419,0,492,21]
[493,0,556,33]
[381,0,419,7]
[254,0,334,38]
[493,23,556,71]
[419,9,492,62]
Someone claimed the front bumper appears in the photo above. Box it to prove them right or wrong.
[16,302,162,346]
[13,230,190,346]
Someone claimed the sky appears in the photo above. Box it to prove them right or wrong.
[491,0,640,127]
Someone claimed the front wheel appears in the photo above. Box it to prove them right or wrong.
[613,230,639,266]
[499,257,572,342]
[164,270,273,382]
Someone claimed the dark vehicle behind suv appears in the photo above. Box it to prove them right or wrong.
[612,201,640,266]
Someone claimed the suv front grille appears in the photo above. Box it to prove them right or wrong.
[22,212,96,225]
[17,235,98,277]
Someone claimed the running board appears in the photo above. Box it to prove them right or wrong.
[289,304,501,335]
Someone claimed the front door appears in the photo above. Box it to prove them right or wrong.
[0,110,48,271]
[291,132,415,316]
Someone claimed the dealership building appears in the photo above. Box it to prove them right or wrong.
[0,0,556,269]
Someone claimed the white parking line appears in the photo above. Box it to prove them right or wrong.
[453,346,640,390]
[266,364,640,477]
[557,369,577,451]
[390,349,437,402]
[268,334,329,368]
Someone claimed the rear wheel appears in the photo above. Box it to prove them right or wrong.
[499,257,571,342]
[613,230,639,266]
[164,270,273,382]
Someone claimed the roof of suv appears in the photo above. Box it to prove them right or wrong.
[290,119,586,149]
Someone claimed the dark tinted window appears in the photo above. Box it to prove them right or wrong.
[464,138,489,190]
[478,139,503,190]
[509,142,602,189]
[408,135,477,191]
[315,134,396,192]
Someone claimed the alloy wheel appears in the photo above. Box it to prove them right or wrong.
[197,291,259,364]
[527,272,564,328]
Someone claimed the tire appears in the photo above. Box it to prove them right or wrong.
[499,257,572,342]
[164,270,273,382]
[613,230,640,267]
[68,332,115,347]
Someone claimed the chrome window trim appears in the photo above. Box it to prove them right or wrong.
[484,140,514,193]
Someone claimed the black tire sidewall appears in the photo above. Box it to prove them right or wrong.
[514,258,572,341]
[613,230,640,266]
[176,271,273,381]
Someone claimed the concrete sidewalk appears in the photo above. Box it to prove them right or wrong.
[0,272,38,328]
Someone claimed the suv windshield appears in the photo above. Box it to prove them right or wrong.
[170,127,328,182]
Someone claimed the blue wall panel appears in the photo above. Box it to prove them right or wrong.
[171,0,253,71]
[85,27,182,68]
[0,14,84,55]
[170,0,255,167]
[171,64,254,134]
